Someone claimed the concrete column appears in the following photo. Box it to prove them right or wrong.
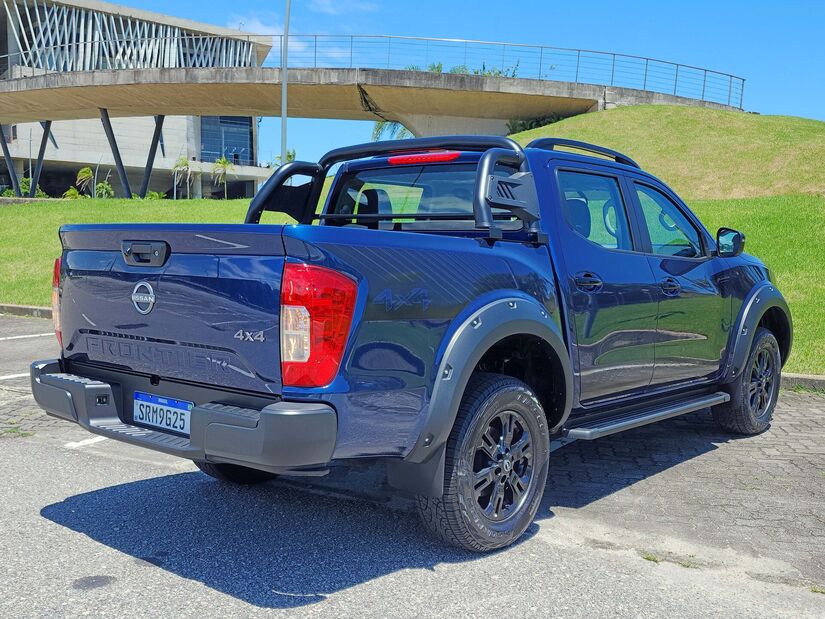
[192,174,203,199]
[396,114,510,138]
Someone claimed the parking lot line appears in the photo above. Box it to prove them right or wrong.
[0,333,54,342]
[0,373,29,381]
[64,436,108,449]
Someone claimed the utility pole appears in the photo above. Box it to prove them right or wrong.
[280,0,292,166]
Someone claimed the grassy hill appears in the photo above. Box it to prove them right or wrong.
[512,105,825,200]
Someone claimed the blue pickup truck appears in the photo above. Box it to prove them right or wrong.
[32,136,792,551]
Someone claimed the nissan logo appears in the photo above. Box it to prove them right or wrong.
[131,282,156,315]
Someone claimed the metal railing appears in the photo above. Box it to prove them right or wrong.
[265,35,745,109]
[0,34,746,109]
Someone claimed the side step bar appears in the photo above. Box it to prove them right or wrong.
[565,392,730,441]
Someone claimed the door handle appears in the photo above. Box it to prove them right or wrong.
[122,241,169,267]
[574,272,603,293]
[660,277,681,296]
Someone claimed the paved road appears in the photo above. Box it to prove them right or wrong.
[1,314,824,617]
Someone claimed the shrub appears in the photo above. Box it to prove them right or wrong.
[95,180,115,199]
[507,114,563,134]
[62,186,89,199]
[2,177,48,198]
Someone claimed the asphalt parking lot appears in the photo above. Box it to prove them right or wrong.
[1,313,824,617]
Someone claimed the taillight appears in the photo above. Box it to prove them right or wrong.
[280,263,358,388]
[52,257,62,348]
[387,151,461,165]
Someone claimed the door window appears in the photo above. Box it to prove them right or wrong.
[557,171,633,250]
[635,184,703,258]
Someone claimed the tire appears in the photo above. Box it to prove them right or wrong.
[416,373,550,552]
[194,461,277,485]
[713,327,782,435]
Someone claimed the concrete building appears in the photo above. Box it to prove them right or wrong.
[0,0,273,198]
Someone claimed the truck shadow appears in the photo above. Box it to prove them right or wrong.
[543,409,733,510]
[41,410,734,608]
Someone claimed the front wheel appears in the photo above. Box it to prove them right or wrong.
[194,461,277,485]
[713,327,782,435]
[416,373,550,552]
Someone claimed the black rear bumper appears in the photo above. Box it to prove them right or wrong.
[30,360,337,474]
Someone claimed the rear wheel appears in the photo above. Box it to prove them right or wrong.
[416,373,550,552]
[194,461,277,485]
[713,327,781,435]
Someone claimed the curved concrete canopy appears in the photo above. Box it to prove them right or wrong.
[0,67,736,136]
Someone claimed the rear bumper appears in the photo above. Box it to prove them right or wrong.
[30,360,337,474]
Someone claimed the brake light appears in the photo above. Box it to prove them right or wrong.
[52,257,62,348]
[387,151,461,165]
[280,263,358,388]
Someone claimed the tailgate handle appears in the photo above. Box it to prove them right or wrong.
[122,241,169,267]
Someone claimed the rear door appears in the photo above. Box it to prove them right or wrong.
[551,166,659,404]
[59,224,286,395]
[627,180,730,384]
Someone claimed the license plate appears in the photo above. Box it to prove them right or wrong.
[133,392,193,436]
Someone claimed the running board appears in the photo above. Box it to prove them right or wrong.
[565,392,730,441]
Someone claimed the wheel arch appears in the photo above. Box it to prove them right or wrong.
[387,296,573,497]
[722,283,793,383]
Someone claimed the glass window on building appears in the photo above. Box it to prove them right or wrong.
[201,116,255,166]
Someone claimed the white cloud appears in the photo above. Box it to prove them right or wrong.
[308,0,379,15]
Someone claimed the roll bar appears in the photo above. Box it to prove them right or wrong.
[245,136,534,239]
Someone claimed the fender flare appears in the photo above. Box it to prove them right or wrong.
[721,283,792,384]
[387,296,573,497]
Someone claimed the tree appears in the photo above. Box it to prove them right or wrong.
[274,149,296,167]
[172,156,191,200]
[75,167,94,195]
[212,155,235,200]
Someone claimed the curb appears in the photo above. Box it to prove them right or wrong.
[0,304,52,319]
[1,303,824,390]
[782,373,825,392]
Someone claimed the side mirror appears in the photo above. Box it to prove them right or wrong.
[717,227,746,258]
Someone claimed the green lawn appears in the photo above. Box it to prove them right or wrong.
[0,199,292,309]
[690,194,824,375]
[512,105,825,201]
[0,193,821,374]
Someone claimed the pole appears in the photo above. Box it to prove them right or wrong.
[139,115,165,198]
[30,120,52,198]
[280,0,292,166]
[0,124,21,197]
[99,108,133,198]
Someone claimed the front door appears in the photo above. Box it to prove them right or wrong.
[629,181,730,385]
[553,168,659,404]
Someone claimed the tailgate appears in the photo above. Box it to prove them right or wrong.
[59,224,286,395]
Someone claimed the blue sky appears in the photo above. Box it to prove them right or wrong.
[126,0,824,162]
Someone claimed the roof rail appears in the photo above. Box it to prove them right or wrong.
[319,135,526,170]
[527,138,640,169]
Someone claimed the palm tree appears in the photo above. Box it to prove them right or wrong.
[212,155,235,200]
[75,167,94,196]
[371,120,414,142]
[172,156,191,200]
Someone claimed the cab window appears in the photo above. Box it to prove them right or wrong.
[557,171,633,250]
[634,184,703,258]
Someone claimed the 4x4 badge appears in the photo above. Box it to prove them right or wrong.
[131,282,156,315]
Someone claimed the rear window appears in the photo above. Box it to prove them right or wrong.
[323,163,518,230]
